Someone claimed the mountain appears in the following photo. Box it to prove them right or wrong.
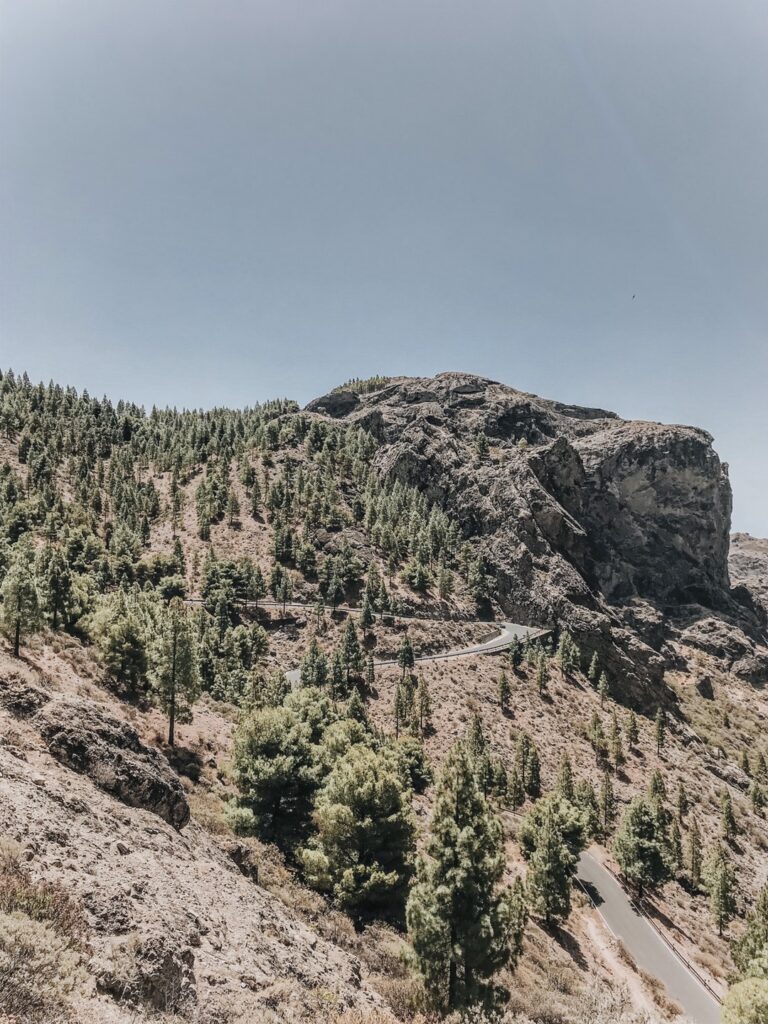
[309,372,767,692]
[0,368,766,1024]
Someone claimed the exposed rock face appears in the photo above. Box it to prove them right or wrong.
[34,697,190,829]
[730,533,768,617]
[679,616,768,685]
[306,372,765,691]
[97,931,197,1012]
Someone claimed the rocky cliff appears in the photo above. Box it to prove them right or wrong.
[307,373,767,693]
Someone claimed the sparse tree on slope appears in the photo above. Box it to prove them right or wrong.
[302,745,415,924]
[613,795,671,897]
[407,742,525,1010]
[149,597,200,746]
[0,538,42,657]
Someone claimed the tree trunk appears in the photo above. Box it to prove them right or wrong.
[13,616,20,658]
[448,926,457,1009]
[168,630,178,747]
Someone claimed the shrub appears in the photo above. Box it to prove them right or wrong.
[0,912,88,1023]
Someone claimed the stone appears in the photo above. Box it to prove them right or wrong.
[35,697,190,829]
[695,675,715,700]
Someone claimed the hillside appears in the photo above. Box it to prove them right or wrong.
[0,369,766,1024]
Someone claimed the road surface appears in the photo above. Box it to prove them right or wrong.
[284,613,543,686]
[577,851,721,1024]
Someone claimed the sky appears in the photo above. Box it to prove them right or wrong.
[1,1,766,533]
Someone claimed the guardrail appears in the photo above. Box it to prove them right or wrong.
[602,861,723,1006]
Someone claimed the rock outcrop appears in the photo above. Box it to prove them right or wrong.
[34,697,190,829]
[307,372,766,692]
[730,533,768,618]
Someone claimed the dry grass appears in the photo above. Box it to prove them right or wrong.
[0,837,90,1023]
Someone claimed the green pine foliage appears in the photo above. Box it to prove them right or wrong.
[301,745,415,924]
[613,795,672,897]
[406,741,526,1010]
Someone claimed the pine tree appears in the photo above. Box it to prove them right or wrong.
[474,431,490,458]
[341,618,363,685]
[721,789,737,840]
[232,703,318,849]
[437,563,454,601]
[705,845,737,936]
[149,598,200,746]
[250,479,261,518]
[626,709,639,749]
[588,651,600,686]
[676,781,689,821]
[406,743,524,1010]
[415,675,432,735]
[508,636,523,673]
[556,631,579,675]
[330,649,344,699]
[226,490,240,527]
[575,779,601,840]
[732,882,768,977]
[397,635,415,679]
[599,772,616,837]
[0,538,42,657]
[516,733,541,799]
[588,711,607,760]
[508,766,525,809]
[648,769,667,803]
[741,750,752,777]
[556,754,575,803]
[655,707,666,755]
[688,815,703,890]
[610,712,625,770]
[301,745,415,924]
[536,651,549,697]
[750,780,766,815]
[498,671,511,712]
[669,819,683,871]
[598,672,609,707]
[359,596,374,637]
[526,801,578,926]
[394,683,407,739]
[613,795,671,897]
[42,546,73,630]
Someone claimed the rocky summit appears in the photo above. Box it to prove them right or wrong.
[308,372,767,692]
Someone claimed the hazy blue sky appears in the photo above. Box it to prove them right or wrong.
[1,1,766,532]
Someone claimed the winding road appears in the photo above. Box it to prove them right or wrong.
[282,609,543,686]
[577,852,721,1023]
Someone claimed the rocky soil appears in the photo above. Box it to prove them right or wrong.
[0,653,392,1024]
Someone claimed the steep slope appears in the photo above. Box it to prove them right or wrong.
[0,650,392,1024]
[2,368,766,1024]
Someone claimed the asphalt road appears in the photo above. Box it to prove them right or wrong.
[283,613,543,686]
[577,852,721,1024]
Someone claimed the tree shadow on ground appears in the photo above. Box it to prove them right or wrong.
[165,744,204,783]
[551,924,589,971]
[642,899,694,945]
